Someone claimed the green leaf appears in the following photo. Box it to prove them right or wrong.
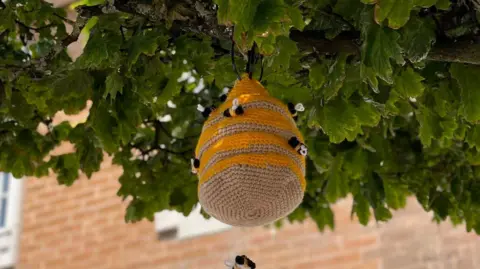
[70,0,106,8]
[363,0,449,29]
[393,67,425,98]
[466,125,480,150]
[354,194,371,225]
[8,92,35,123]
[400,17,436,64]
[450,64,480,123]
[311,98,357,143]
[50,154,80,186]
[383,180,407,209]
[374,206,393,222]
[325,155,349,202]
[372,0,415,29]
[286,6,305,30]
[306,0,334,9]
[417,106,442,147]
[334,0,365,23]
[51,70,93,114]
[344,147,368,180]
[309,63,327,90]
[79,16,99,46]
[125,202,137,223]
[157,73,182,106]
[68,125,103,178]
[53,122,72,141]
[90,103,118,153]
[0,5,15,32]
[306,11,351,39]
[356,100,382,127]
[271,36,298,71]
[11,158,25,179]
[360,65,379,93]
[322,53,348,101]
[212,55,242,87]
[362,24,404,84]
[266,72,311,104]
[128,30,168,67]
[229,0,263,31]
[414,0,437,7]
[214,0,230,24]
[174,36,214,75]
[435,0,451,10]
[431,81,456,117]
[310,97,380,143]
[342,63,364,97]
[104,72,124,100]
[252,0,285,33]
[310,205,335,231]
[76,31,122,69]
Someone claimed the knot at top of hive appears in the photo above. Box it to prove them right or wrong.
[227,73,269,100]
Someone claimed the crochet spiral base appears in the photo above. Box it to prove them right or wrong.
[199,164,304,227]
[195,74,306,227]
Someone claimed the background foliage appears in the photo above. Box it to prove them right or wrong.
[2,0,480,233]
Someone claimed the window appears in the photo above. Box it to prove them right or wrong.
[0,173,23,269]
[154,204,231,240]
[1,173,9,228]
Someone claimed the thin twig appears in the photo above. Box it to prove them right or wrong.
[15,19,56,31]
[157,121,173,139]
[53,12,75,25]
[120,26,126,41]
[133,145,193,156]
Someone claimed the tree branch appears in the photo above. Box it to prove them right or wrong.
[428,39,480,65]
[117,1,480,65]
[61,1,480,66]
[290,30,361,55]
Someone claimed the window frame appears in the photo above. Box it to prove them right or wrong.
[0,173,24,269]
[154,204,231,241]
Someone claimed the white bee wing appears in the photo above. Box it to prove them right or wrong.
[224,260,234,268]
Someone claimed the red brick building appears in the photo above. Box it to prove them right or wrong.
[5,163,480,269]
[0,1,479,269]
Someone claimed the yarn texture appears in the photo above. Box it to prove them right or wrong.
[195,74,306,227]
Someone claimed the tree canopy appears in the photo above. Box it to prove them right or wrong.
[2,0,480,233]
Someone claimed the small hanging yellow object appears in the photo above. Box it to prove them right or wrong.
[194,73,307,227]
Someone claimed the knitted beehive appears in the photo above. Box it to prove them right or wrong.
[193,74,307,227]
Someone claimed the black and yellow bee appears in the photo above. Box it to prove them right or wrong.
[225,255,256,269]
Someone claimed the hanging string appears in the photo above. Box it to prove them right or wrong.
[258,55,264,82]
[226,228,249,268]
[231,26,241,81]
[246,43,258,79]
[230,27,264,82]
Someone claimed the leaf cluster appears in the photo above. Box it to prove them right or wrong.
[2,0,480,233]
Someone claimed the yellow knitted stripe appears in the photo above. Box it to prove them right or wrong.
[203,95,293,127]
[234,93,289,109]
[202,99,295,131]
[198,132,306,175]
[196,123,299,159]
[195,111,303,156]
[199,152,306,191]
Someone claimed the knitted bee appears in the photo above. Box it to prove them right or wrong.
[192,39,307,227]
[225,255,256,269]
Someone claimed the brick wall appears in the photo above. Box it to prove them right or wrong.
[17,157,480,269]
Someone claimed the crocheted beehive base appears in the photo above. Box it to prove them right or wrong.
[195,74,306,227]
[199,165,304,226]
